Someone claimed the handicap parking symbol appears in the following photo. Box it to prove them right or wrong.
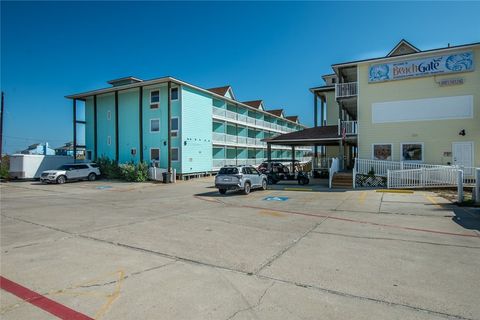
[263,196,289,202]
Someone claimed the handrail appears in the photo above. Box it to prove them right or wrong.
[329,157,340,188]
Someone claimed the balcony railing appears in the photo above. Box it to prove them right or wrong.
[335,82,357,99]
[212,132,309,150]
[340,120,358,135]
[213,107,296,134]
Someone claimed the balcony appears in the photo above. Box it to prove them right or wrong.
[335,82,357,99]
[212,107,293,134]
[338,120,358,135]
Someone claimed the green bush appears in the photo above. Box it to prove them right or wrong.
[119,162,149,182]
[96,157,121,179]
[0,155,10,180]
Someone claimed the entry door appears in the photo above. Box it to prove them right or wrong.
[452,142,474,174]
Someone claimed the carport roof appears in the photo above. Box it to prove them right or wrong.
[263,125,356,146]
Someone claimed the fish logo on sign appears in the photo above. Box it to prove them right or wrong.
[263,196,289,201]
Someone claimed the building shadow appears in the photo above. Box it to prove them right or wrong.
[451,207,480,232]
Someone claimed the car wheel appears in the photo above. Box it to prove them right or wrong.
[243,182,251,195]
[88,173,97,181]
[261,179,267,190]
[56,175,66,184]
[219,189,227,195]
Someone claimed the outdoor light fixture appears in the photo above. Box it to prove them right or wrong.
[163,141,167,146]
[459,129,466,136]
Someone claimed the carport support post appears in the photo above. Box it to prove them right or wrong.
[73,98,77,162]
[267,143,272,162]
[291,146,295,173]
[457,170,464,203]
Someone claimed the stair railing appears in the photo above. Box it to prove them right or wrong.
[329,157,340,189]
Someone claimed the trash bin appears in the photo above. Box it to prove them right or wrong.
[162,172,168,183]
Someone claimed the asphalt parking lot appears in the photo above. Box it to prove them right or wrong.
[1,179,479,320]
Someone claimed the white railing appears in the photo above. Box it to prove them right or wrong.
[329,157,340,188]
[387,167,459,189]
[213,106,298,133]
[355,158,452,177]
[354,158,478,188]
[212,132,226,143]
[226,134,238,144]
[225,109,237,121]
[313,157,333,169]
[237,114,247,123]
[342,120,358,135]
[212,107,226,117]
[335,82,357,99]
[237,136,247,145]
[212,159,226,169]
[247,137,256,145]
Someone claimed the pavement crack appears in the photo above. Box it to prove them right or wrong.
[257,274,474,320]
[311,231,480,249]
[254,217,329,275]
[225,282,275,320]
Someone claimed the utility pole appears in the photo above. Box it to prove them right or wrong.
[0,92,4,160]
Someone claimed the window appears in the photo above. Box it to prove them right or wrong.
[107,110,111,120]
[171,148,179,161]
[242,167,252,174]
[171,117,179,137]
[150,119,160,132]
[107,135,111,145]
[150,90,160,109]
[250,167,260,175]
[74,164,89,169]
[401,143,424,162]
[150,148,160,161]
[332,78,336,84]
[86,150,92,160]
[372,144,393,161]
[219,167,238,175]
[171,87,179,100]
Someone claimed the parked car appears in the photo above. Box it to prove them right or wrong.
[40,163,101,184]
[215,165,267,195]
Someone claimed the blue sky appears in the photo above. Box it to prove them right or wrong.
[1,1,479,153]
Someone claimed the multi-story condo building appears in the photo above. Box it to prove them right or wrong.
[267,40,479,175]
[66,77,309,179]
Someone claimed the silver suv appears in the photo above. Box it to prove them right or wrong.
[40,163,101,184]
[215,165,267,195]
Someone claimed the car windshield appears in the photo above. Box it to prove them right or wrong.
[57,165,70,170]
[218,167,239,175]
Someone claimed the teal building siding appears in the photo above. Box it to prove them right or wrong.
[96,93,116,159]
[180,86,212,174]
[70,76,310,175]
[118,89,140,163]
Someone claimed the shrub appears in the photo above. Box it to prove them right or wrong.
[0,155,10,180]
[96,156,121,179]
[119,162,149,182]
[368,166,375,177]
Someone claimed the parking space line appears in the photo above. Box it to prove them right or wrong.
[359,191,367,204]
[0,276,94,320]
[195,196,480,238]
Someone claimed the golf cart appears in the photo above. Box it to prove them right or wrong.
[258,160,310,185]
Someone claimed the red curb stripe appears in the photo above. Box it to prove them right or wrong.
[0,276,93,320]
